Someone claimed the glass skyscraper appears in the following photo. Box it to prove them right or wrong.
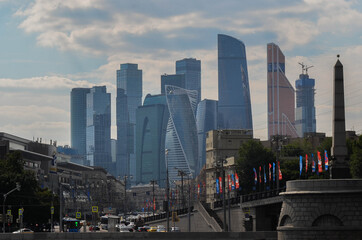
[176,58,201,103]
[161,74,185,94]
[116,63,142,180]
[267,43,297,139]
[165,85,198,181]
[217,34,253,130]
[196,99,218,173]
[86,86,112,172]
[71,88,90,159]
[295,73,316,137]
[135,94,169,187]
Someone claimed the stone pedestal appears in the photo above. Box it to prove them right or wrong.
[277,179,362,240]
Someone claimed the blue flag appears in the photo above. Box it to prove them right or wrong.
[264,165,266,183]
[216,178,220,194]
[299,155,303,176]
[273,163,276,182]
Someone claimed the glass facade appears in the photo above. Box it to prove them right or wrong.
[116,88,129,178]
[71,88,90,158]
[116,63,142,180]
[196,99,218,174]
[295,74,316,137]
[135,94,169,187]
[86,86,112,172]
[217,34,253,130]
[267,43,297,139]
[165,85,198,181]
[176,58,201,103]
[161,74,185,94]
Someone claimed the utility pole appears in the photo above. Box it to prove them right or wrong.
[188,176,191,232]
[150,180,156,216]
[3,183,21,233]
[177,170,186,209]
[165,149,170,232]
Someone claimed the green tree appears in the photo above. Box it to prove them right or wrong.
[236,140,275,194]
[350,135,362,178]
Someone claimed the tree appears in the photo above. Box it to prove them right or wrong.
[236,140,275,194]
[350,135,362,178]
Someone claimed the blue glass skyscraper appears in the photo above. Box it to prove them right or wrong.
[165,85,198,181]
[86,86,112,172]
[161,74,185,94]
[176,58,201,103]
[196,99,218,173]
[217,34,253,131]
[116,63,142,180]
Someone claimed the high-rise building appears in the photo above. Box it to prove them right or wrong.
[217,34,253,130]
[295,72,316,137]
[116,63,142,180]
[135,94,169,187]
[86,86,112,172]
[267,43,297,139]
[71,88,90,160]
[165,85,198,181]
[116,88,129,178]
[196,99,218,173]
[176,58,201,103]
[161,74,185,94]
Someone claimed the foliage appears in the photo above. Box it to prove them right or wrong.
[281,139,313,157]
[350,135,362,178]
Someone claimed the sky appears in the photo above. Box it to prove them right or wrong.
[1,0,362,146]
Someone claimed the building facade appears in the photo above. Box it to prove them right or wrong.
[176,58,201,103]
[267,43,297,139]
[71,88,90,160]
[116,63,142,182]
[295,73,316,137]
[196,99,218,174]
[161,74,185,94]
[86,86,112,173]
[135,94,169,188]
[217,34,253,131]
[165,85,198,181]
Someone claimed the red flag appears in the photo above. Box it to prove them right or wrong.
[235,173,240,189]
[305,154,308,172]
[228,175,231,191]
[259,166,262,183]
[278,161,282,180]
[197,184,200,198]
[219,176,223,193]
[317,151,323,173]
[268,163,272,182]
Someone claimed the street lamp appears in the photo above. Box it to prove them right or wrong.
[2,182,20,233]
[165,148,170,232]
[149,180,157,216]
[177,169,186,209]
[187,173,192,232]
[123,175,133,217]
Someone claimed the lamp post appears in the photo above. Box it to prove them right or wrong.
[271,135,284,190]
[177,170,186,209]
[165,149,170,232]
[3,183,21,233]
[123,175,133,217]
[187,173,192,232]
[150,180,157,216]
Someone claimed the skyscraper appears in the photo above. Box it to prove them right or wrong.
[267,43,297,139]
[161,74,185,94]
[116,88,129,178]
[217,34,253,130]
[295,71,316,137]
[135,94,169,187]
[86,86,112,172]
[176,58,201,103]
[71,88,90,160]
[196,99,218,173]
[116,63,142,180]
[165,85,198,181]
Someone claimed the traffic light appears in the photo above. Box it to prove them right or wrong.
[75,221,78,227]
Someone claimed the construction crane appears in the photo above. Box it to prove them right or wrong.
[298,62,314,75]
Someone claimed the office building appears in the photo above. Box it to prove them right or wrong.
[161,74,185,94]
[176,58,201,103]
[196,99,218,173]
[217,34,253,130]
[165,85,198,181]
[135,94,169,187]
[116,63,142,181]
[86,86,112,172]
[267,43,297,139]
[295,72,316,137]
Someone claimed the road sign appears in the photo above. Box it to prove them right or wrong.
[92,206,98,213]
[51,206,54,215]
[76,212,81,219]
[18,208,23,216]
[7,210,11,216]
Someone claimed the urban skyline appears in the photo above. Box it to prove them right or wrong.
[1,0,362,146]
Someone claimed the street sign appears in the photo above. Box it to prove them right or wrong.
[7,210,11,216]
[18,208,23,216]
[51,206,54,215]
[76,212,81,219]
[92,206,98,213]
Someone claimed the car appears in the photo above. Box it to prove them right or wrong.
[148,226,158,232]
[89,225,100,231]
[171,226,180,232]
[138,226,150,232]
[157,225,166,232]
[12,228,34,234]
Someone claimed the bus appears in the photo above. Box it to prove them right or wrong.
[100,215,120,231]
[63,217,81,232]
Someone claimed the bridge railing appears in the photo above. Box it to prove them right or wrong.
[241,187,286,203]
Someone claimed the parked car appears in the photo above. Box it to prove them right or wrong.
[148,226,158,232]
[12,228,34,234]
[157,225,166,232]
[171,226,180,232]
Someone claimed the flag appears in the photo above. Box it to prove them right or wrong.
[299,155,303,176]
[264,165,267,183]
[324,150,329,171]
[305,154,308,173]
[153,197,156,210]
[219,176,223,193]
[197,184,200,198]
[312,153,315,173]
[278,161,282,180]
[253,168,257,185]
[231,174,235,190]
[317,151,323,173]
[228,175,231,191]
[259,166,262,183]
[216,178,220,194]
[235,173,240,189]
[268,163,272,182]
[273,163,276,182]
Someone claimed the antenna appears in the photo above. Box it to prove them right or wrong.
[298,62,305,74]
[305,65,314,75]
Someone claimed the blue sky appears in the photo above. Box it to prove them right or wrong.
[1,0,362,145]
